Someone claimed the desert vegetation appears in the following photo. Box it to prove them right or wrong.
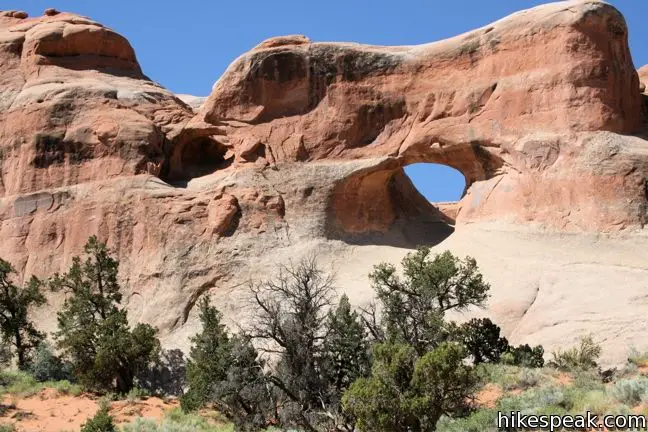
[0,237,646,431]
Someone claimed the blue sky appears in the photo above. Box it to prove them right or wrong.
[13,1,648,202]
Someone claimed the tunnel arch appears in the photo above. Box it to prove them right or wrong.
[404,163,466,203]
[326,141,503,247]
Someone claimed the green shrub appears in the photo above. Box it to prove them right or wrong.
[492,379,634,418]
[121,408,235,432]
[126,386,150,402]
[476,363,520,390]
[343,342,478,432]
[0,370,40,396]
[456,318,509,365]
[0,370,82,398]
[0,258,46,369]
[0,424,15,432]
[532,386,571,411]
[439,361,642,429]
[569,389,618,416]
[616,362,639,380]
[610,378,648,406]
[165,407,226,428]
[498,385,570,413]
[136,348,186,397]
[628,347,648,368]
[477,363,551,391]
[600,402,632,416]
[81,399,116,432]
[29,342,72,382]
[181,296,270,431]
[534,403,570,417]
[436,408,498,432]
[0,343,12,369]
[503,344,545,368]
[120,418,158,432]
[322,294,371,395]
[572,370,605,392]
[549,335,601,371]
[369,248,490,355]
[122,417,238,432]
[101,392,119,402]
[516,368,541,389]
[47,379,83,396]
[51,236,160,394]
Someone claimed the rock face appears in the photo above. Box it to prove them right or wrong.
[194,0,646,234]
[1,1,648,363]
[639,65,648,88]
[639,65,648,120]
[0,11,196,197]
[175,94,207,112]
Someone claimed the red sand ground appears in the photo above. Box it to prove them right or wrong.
[0,388,177,432]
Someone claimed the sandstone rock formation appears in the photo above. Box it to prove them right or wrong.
[1,1,648,364]
[175,94,207,112]
[639,64,648,117]
[639,64,648,89]
[192,0,646,234]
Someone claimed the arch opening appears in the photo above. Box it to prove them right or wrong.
[326,160,469,247]
[403,163,466,224]
[180,137,229,178]
[164,136,233,183]
[404,163,466,202]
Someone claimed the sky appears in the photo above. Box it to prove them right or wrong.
[10,0,648,202]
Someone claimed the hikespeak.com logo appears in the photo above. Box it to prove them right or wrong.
[498,411,648,431]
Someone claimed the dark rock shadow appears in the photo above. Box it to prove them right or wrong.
[136,348,187,396]
[326,166,458,248]
[338,220,455,249]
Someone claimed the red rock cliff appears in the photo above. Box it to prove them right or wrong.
[0,2,647,353]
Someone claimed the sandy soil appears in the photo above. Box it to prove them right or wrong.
[0,389,177,432]
[475,383,503,409]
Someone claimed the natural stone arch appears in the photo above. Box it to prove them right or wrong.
[1,0,648,368]
[403,163,466,203]
[325,138,502,245]
[190,0,643,232]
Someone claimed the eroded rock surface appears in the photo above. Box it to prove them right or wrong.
[175,94,207,112]
[639,65,648,89]
[195,0,645,234]
[1,1,648,363]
